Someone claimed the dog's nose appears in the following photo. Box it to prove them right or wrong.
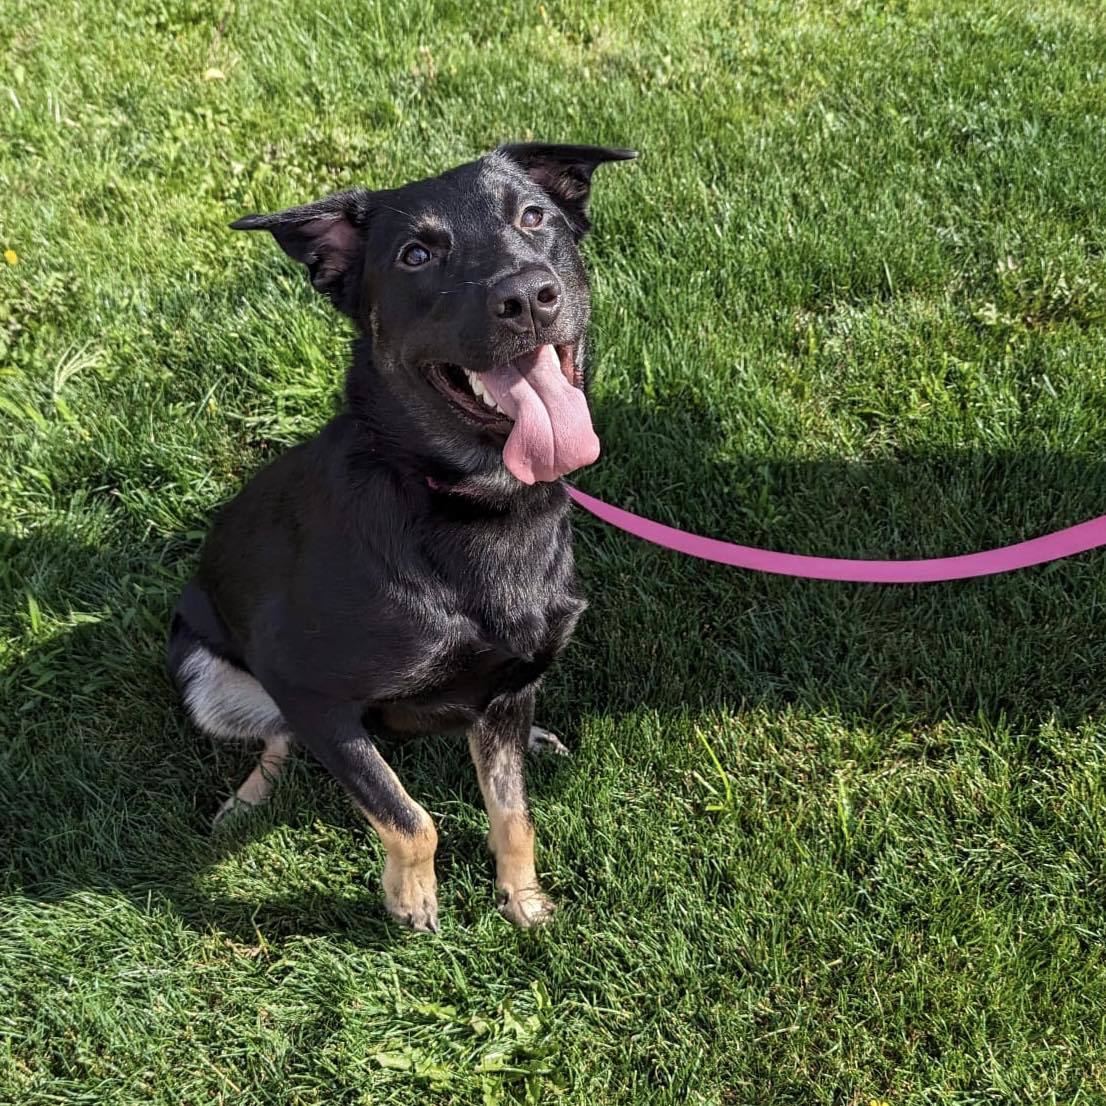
[488,269,562,334]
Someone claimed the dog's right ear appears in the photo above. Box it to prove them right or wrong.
[497,143,637,239]
[231,189,371,314]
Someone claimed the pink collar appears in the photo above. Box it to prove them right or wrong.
[424,474,484,497]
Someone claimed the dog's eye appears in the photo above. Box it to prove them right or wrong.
[400,243,432,267]
[519,207,544,229]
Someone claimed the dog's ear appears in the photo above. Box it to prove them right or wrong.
[231,189,371,313]
[497,143,636,238]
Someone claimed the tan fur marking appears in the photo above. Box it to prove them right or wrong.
[355,756,439,932]
[488,810,538,892]
[468,734,555,927]
[236,733,292,805]
[214,733,292,824]
[362,808,439,865]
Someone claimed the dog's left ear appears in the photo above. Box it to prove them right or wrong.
[497,143,637,239]
[231,189,371,315]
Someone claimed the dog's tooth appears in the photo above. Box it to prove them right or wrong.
[471,376,486,397]
[482,392,496,408]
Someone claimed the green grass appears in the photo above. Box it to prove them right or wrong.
[5,0,1106,1100]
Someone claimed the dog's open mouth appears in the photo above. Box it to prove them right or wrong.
[428,344,600,484]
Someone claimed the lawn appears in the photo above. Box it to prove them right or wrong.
[5,0,1106,1101]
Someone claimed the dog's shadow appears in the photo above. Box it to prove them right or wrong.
[556,392,1106,728]
[6,397,1106,946]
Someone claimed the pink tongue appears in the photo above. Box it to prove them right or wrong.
[478,345,600,484]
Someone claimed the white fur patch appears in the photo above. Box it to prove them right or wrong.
[179,644,286,741]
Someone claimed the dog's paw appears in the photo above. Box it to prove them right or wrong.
[497,884,556,928]
[212,794,255,828]
[382,858,439,933]
[527,725,570,757]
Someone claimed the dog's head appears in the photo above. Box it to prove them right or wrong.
[233,143,635,485]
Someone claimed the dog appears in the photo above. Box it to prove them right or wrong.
[167,143,635,930]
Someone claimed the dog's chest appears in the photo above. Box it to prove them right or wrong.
[367,538,583,735]
[420,512,584,690]
[416,585,582,718]
[449,534,579,654]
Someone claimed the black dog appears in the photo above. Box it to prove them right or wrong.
[167,143,635,930]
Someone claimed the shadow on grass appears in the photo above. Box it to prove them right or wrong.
[5,399,1106,944]
[560,394,1106,727]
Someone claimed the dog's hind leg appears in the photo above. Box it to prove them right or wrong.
[469,691,555,928]
[213,731,293,825]
[169,621,294,824]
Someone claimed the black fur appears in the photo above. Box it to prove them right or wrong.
[168,144,633,849]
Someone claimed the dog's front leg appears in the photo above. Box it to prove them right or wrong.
[468,690,555,928]
[266,689,439,931]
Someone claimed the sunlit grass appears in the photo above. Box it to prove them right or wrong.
[5,1,1106,1101]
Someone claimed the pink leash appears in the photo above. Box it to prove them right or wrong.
[565,486,1106,583]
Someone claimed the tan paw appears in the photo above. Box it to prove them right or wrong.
[527,725,570,757]
[212,794,255,827]
[382,857,439,932]
[497,884,556,928]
